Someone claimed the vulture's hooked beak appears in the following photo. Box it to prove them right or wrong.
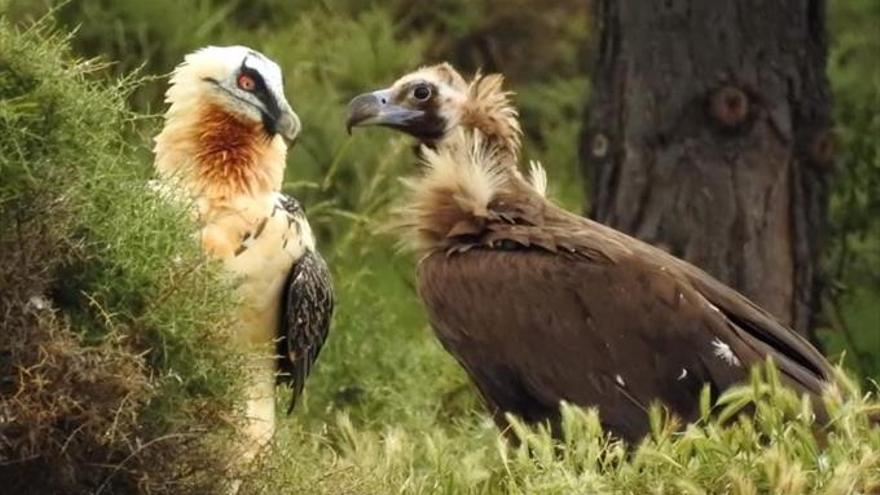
[346,88,424,134]
[275,104,302,144]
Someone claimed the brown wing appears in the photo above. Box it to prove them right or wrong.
[418,246,827,443]
[551,205,831,398]
[578,211,833,397]
[678,261,832,393]
[278,249,334,414]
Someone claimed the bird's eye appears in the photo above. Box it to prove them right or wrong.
[237,74,256,92]
[412,84,432,101]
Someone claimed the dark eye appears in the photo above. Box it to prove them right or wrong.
[412,84,432,101]
[237,74,256,91]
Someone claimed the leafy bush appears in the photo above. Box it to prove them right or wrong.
[0,14,245,494]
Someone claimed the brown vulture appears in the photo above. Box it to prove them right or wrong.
[153,46,333,463]
[346,63,833,443]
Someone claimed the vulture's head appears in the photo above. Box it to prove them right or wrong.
[346,63,520,159]
[346,63,469,142]
[165,45,300,142]
[155,46,300,196]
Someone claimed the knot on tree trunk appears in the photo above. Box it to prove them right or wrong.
[708,86,750,129]
[590,132,609,158]
[808,129,836,170]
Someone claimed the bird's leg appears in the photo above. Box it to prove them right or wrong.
[227,331,277,493]
[241,353,277,462]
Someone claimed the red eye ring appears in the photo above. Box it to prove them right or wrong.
[237,74,256,91]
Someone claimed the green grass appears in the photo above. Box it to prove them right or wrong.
[248,364,880,494]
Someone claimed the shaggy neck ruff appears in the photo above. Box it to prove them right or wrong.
[456,73,522,164]
[154,85,286,200]
[396,130,502,252]
[398,138,534,255]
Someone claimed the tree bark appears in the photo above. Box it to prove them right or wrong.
[581,0,833,340]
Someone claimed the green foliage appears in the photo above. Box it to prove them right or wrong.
[519,76,591,208]
[0,12,245,494]
[248,363,880,494]
[822,0,880,380]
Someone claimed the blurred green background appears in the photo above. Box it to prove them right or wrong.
[1,0,878,493]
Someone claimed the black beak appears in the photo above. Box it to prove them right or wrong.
[345,88,423,135]
[346,92,382,134]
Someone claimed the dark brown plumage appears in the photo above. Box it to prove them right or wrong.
[417,176,830,442]
[347,64,833,444]
[277,198,334,413]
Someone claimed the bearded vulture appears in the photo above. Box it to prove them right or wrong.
[153,46,333,461]
[346,64,833,444]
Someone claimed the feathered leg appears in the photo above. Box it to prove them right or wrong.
[228,300,280,493]
[227,349,276,494]
[242,353,277,461]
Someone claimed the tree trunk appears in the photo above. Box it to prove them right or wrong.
[581,0,833,340]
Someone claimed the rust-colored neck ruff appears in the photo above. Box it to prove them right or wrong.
[154,101,286,200]
[193,106,277,197]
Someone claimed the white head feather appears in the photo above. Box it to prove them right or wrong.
[162,46,294,131]
[153,46,296,198]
